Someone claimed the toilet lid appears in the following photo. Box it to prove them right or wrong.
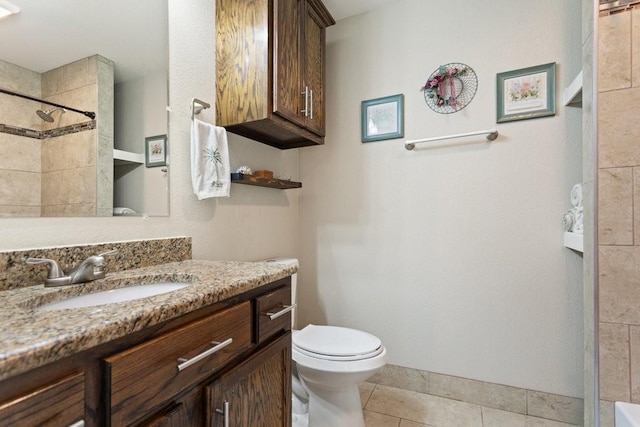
[293,325,382,360]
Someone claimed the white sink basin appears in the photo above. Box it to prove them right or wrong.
[36,282,191,312]
[616,402,640,427]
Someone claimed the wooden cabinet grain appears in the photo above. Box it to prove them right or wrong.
[0,278,292,426]
[216,0,335,149]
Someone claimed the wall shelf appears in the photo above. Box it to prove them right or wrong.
[230,173,302,189]
[113,149,144,166]
[563,71,582,107]
[564,232,583,253]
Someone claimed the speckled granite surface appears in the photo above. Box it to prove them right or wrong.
[0,259,297,381]
[0,237,192,291]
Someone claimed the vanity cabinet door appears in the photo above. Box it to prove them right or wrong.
[206,332,292,427]
[105,302,252,426]
[0,372,84,427]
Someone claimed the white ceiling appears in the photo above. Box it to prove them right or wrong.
[0,0,394,84]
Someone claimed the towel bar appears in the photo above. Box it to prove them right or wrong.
[191,98,211,120]
[404,129,498,151]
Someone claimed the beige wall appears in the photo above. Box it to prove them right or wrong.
[299,0,584,398]
[597,7,640,424]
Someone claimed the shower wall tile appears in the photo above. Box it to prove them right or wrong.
[599,322,630,402]
[634,167,640,244]
[600,400,615,427]
[97,134,114,215]
[41,203,96,217]
[0,59,41,96]
[41,57,92,98]
[582,30,595,183]
[96,55,114,139]
[526,390,584,425]
[598,167,633,245]
[632,9,640,87]
[42,84,98,129]
[600,246,640,324]
[41,166,96,206]
[41,130,96,172]
[630,326,640,402]
[0,206,40,217]
[598,87,640,168]
[599,11,632,92]
[0,133,41,172]
[0,170,40,207]
[429,372,527,415]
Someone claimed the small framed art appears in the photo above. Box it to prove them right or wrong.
[361,94,404,143]
[496,62,556,123]
[145,134,167,167]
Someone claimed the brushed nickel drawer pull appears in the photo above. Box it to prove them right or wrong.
[177,338,233,371]
[301,86,309,117]
[265,304,296,320]
[215,401,230,427]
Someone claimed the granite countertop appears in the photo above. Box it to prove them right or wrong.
[0,260,297,381]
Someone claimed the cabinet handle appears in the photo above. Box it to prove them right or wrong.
[176,338,233,371]
[264,303,296,320]
[67,420,84,427]
[301,86,309,117]
[309,89,313,120]
[215,401,230,427]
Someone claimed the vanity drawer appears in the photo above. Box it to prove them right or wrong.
[0,372,84,426]
[256,285,292,343]
[105,301,252,425]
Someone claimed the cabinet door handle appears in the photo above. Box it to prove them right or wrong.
[301,86,309,117]
[264,303,296,320]
[215,401,230,427]
[309,89,313,120]
[176,338,233,371]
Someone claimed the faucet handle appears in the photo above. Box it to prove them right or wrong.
[25,258,71,287]
[92,249,118,279]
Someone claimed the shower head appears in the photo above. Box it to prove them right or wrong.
[36,107,65,122]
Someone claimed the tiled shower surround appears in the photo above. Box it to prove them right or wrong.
[0,55,113,217]
[597,7,640,426]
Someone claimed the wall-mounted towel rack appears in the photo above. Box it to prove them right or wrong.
[191,98,211,120]
[404,128,498,151]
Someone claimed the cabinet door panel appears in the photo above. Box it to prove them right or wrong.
[273,0,304,126]
[206,333,292,427]
[303,3,326,135]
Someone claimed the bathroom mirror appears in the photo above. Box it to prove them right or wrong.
[0,0,169,217]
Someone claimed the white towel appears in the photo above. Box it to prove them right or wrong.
[570,183,583,207]
[191,119,230,199]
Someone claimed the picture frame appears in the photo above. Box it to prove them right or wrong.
[145,134,167,167]
[361,94,404,142]
[496,62,556,123]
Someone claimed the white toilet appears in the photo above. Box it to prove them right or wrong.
[264,258,387,427]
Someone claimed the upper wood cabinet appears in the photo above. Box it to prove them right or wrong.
[216,0,335,149]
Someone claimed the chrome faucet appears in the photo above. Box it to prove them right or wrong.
[26,249,118,287]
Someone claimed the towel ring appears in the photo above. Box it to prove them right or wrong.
[191,98,211,120]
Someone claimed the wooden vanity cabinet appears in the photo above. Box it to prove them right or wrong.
[0,278,292,427]
[0,372,85,426]
[216,0,335,149]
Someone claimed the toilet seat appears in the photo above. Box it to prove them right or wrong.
[293,325,383,361]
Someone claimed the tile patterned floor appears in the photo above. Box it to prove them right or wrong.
[359,382,580,427]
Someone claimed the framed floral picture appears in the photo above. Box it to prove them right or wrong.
[145,134,167,167]
[496,62,556,123]
[361,94,404,142]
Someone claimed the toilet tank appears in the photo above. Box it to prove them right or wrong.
[264,258,298,328]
